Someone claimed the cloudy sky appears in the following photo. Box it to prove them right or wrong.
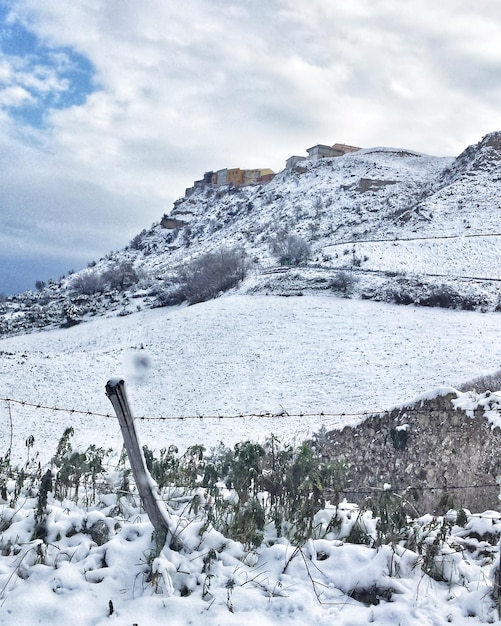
[1,0,501,293]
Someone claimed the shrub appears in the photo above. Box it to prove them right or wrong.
[143,444,180,489]
[70,271,106,296]
[230,498,266,548]
[129,229,147,251]
[51,427,112,502]
[382,281,482,310]
[228,441,265,504]
[271,232,311,266]
[387,289,415,306]
[154,285,186,308]
[102,261,139,291]
[177,247,247,305]
[330,270,358,296]
[71,262,139,296]
[459,369,501,393]
[417,286,462,309]
[61,303,82,327]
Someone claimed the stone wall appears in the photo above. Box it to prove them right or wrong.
[324,391,501,515]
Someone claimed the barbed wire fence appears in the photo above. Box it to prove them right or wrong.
[0,395,379,477]
[1,394,499,500]
[0,395,385,421]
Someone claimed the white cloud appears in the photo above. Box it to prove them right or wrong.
[0,84,32,106]
[0,49,72,122]
[2,0,501,291]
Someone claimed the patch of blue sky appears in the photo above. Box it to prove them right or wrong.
[0,3,95,128]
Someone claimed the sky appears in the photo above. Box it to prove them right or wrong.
[1,1,501,294]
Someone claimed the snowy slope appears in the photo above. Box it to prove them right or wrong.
[1,294,500,463]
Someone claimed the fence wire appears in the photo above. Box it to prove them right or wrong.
[0,395,499,497]
[0,395,477,422]
[1,396,388,421]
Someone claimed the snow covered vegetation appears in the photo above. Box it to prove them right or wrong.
[1,132,501,623]
[1,418,501,625]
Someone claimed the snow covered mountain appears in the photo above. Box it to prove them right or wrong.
[155,131,500,305]
[1,131,500,335]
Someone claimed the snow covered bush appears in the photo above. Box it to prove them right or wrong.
[175,247,248,305]
[70,262,139,297]
[102,260,139,291]
[153,284,187,307]
[61,302,82,327]
[141,436,351,547]
[129,229,148,250]
[376,279,486,311]
[459,369,501,393]
[330,270,358,296]
[271,231,311,266]
[70,270,106,296]
[418,285,463,309]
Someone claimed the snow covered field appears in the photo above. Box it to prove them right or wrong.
[327,235,501,280]
[1,294,501,625]
[1,294,499,462]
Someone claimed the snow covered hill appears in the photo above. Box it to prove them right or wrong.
[1,131,500,336]
[145,131,501,304]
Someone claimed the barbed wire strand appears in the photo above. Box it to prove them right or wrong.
[339,484,500,495]
[0,396,389,421]
[0,461,498,498]
[2,395,485,422]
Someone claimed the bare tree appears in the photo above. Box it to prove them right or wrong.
[102,261,139,290]
[271,232,311,266]
[177,247,247,304]
[70,271,106,295]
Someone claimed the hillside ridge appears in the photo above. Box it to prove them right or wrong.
[1,131,500,335]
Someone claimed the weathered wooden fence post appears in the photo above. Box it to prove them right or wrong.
[105,378,170,539]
